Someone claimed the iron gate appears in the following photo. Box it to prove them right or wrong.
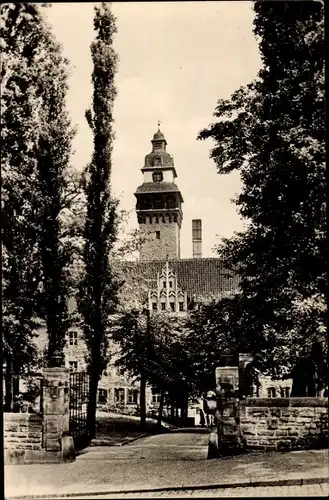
[69,372,90,449]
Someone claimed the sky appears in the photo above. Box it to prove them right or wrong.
[45,1,261,258]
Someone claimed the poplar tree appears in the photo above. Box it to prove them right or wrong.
[78,3,120,437]
[36,26,75,362]
[198,1,326,394]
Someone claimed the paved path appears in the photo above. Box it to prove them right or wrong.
[5,432,328,499]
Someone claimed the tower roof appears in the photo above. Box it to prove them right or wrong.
[152,129,165,141]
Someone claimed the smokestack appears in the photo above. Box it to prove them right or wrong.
[192,219,202,259]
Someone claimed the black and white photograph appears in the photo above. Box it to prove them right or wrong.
[2,1,327,498]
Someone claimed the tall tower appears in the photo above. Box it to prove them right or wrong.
[135,127,184,261]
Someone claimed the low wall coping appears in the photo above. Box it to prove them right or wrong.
[4,412,42,422]
[242,397,328,408]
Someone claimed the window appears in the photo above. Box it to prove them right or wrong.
[161,303,166,311]
[154,198,162,209]
[128,389,139,405]
[163,281,166,288]
[179,302,184,311]
[69,361,78,372]
[152,391,162,404]
[156,231,160,239]
[152,303,158,311]
[153,171,163,182]
[98,389,107,404]
[149,216,152,224]
[154,141,162,149]
[69,331,78,346]
[155,217,159,224]
[170,302,175,312]
[280,387,290,398]
[267,387,276,398]
[141,197,152,210]
[169,281,173,288]
[114,388,125,403]
[166,195,175,209]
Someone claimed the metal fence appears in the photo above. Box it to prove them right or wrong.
[69,371,90,449]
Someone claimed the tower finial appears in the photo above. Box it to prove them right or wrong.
[157,119,161,129]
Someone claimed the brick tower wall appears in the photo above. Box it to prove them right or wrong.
[139,216,180,261]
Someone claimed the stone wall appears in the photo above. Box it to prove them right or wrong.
[4,413,42,464]
[240,397,328,451]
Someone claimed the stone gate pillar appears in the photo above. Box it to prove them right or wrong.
[42,364,70,455]
[214,365,243,455]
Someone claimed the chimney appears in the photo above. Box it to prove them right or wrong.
[192,219,202,259]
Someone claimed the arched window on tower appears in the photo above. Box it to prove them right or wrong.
[141,197,152,210]
[166,195,176,209]
[154,197,163,210]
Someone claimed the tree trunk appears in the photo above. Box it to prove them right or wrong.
[291,360,308,397]
[180,391,188,426]
[171,403,175,420]
[140,374,146,428]
[4,357,13,412]
[157,390,165,427]
[306,358,316,396]
[87,369,99,440]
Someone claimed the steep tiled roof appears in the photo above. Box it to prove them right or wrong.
[119,258,240,300]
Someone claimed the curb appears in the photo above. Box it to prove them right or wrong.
[114,433,149,446]
[90,433,148,447]
[90,428,172,447]
[6,476,329,499]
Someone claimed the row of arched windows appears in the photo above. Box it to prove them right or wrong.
[139,195,176,210]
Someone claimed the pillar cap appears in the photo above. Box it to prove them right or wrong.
[48,350,65,368]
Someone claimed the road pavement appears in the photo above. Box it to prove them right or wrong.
[5,431,329,499]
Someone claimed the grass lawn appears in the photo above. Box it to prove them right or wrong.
[94,412,170,445]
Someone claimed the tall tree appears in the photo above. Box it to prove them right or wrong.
[112,309,191,427]
[186,293,244,392]
[1,4,74,407]
[198,2,326,394]
[78,3,119,438]
[36,17,75,362]
[111,308,150,427]
[2,4,43,408]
